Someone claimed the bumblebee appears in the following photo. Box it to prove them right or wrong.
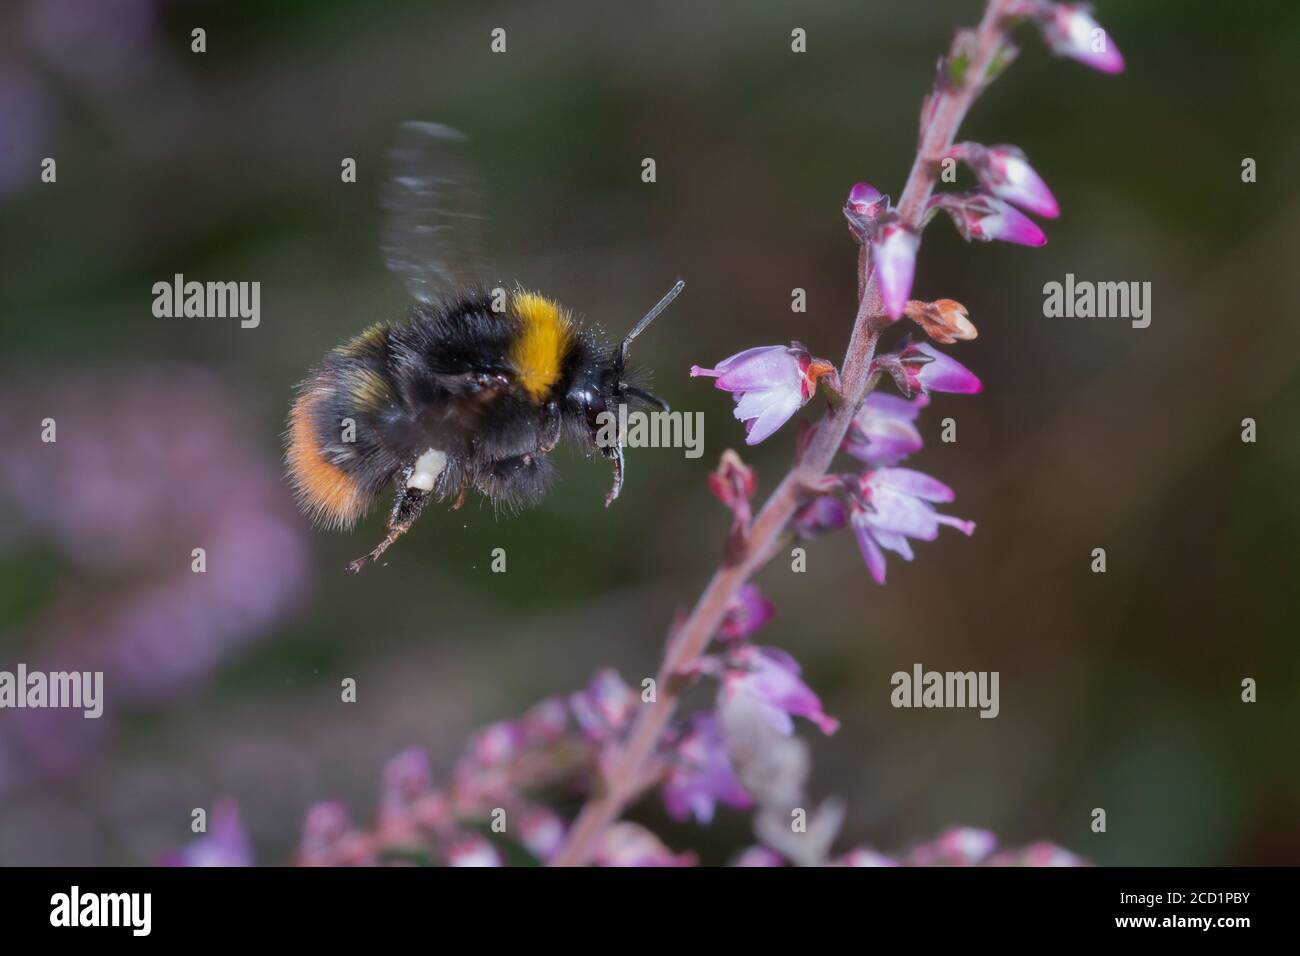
[286,122,684,572]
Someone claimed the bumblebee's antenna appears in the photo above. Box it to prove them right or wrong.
[621,280,685,362]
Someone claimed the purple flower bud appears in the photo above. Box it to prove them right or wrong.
[845,392,930,466]
[871,219,920,319]
[662,714,754,824]
[720,645,839,736]
[708,448,757,535]
[1036,3,1124,74]
[692,344,837,445]
[932,191,1047,246]
[949,143,1059,218]
[844,182,890,242]
[902,342,983,395]
[847,181,884,212]
[719,583,776,641]
[851,467,975,585]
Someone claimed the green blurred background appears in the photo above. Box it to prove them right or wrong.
[1,0,1298,865]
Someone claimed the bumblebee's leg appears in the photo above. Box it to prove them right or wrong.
[477,452,554,509]
[539,401,562,454]
[346,464,433,573]
[602,441,624,507]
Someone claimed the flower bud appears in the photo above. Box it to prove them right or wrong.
[871,219,920,319]
[1035,3,1124,74]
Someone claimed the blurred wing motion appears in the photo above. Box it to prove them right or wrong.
[381,121,488,303]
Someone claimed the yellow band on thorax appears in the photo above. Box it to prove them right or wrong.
[509,290,573,401]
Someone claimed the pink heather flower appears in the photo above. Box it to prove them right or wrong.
[518,696,569,742]
[160,800,253,867]
[931,191,1047,246]
[719,583,776,641]
[446,833,504,867]
[592,823,696,867]
[949,143,1059,218]
[298,802,375,867]
[1037,3,1124,74]
[733,846,786,867]
[471,720,523,765]
[662,714,754,824]
[838,848,901,867]
[851,467,975,585]
[381,747,433,807]
[791,494,848,539]
[569,669,638,742]
[987,841,1086,867]
[907,827,998,866]
[720,645,839,736]
[845,392,930,465]
[519,807,567,862]
[871,219,919,319]
[692,344,837,445]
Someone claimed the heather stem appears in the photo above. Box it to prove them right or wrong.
[548,0,1015,867]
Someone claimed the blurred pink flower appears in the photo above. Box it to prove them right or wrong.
[446,833,503,867]
[569,669,638,742]
[719,583,776,641]
[591,823,696,867]
[1034,2,1125,74]
[159,800,252,867]
[791,494,849,539]
[662,714,754,824]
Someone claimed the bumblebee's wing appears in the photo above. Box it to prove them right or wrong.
[381,122,487,304]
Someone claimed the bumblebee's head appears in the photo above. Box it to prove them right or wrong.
[565,281,684,506]
[565,280,684,429]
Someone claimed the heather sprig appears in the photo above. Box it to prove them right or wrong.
[546,0,1122,867]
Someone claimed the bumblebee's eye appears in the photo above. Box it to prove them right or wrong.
[567,383,605,423]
